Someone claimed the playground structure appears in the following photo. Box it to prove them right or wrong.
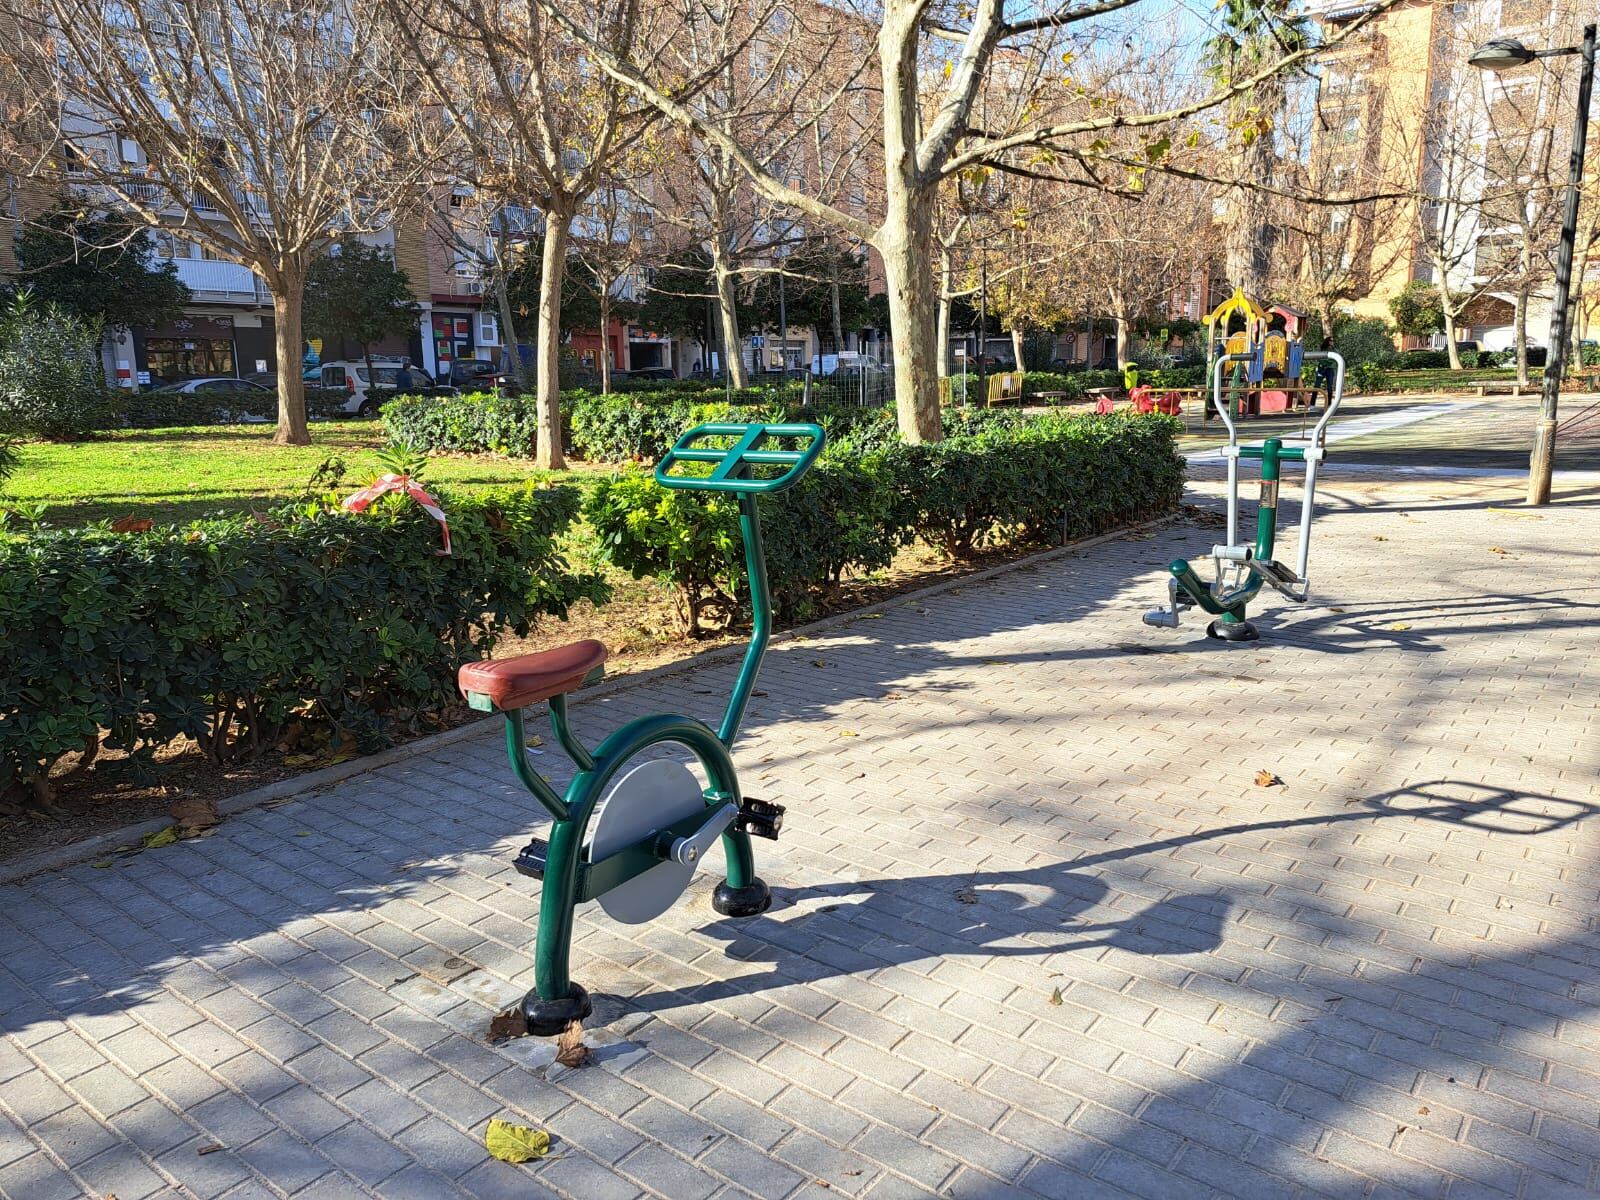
[1204,287,1318,417]
[1143,350,1346,641]
[458,422,824,1034]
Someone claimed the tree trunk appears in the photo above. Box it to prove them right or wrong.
[1010,325,1025,370]
[878,191,941,440]
[1115,316,1131,370]
[936,289,952,380]
[494,214,531,393]
[271,280,309,445]
[830,270,844,356]
[1514,283,1530,388]
[1443,308,1462,370]
[710,240,747,389]
[598,281,613,395]
[878,12,940,441]
[536,215,569,470]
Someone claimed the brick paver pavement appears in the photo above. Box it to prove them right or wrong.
[2,469,1598,1199]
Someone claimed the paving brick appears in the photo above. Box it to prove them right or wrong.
[4,471,1600,1198]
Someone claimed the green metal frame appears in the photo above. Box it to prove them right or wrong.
[1165,437,1299,626]
[474,422,825,1029]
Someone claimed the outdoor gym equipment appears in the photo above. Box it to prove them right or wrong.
[1143,350,1345,641]
[457,422,824,1034]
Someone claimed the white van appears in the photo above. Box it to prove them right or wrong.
[318,359,429,417]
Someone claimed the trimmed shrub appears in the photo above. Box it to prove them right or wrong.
[882,411,1184,557]
[382,390,543,456]
[0,303,111,440]
[0,483,606,808]
[586,410,1184,635]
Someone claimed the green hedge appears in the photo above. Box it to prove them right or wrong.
[586,410,1184,635]
[0,484,606,808]
[385,388,900,464]
[93,386,350,431]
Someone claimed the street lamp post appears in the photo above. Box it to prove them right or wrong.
[1470,23,1596,506]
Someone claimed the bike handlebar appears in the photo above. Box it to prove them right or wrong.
[656,422,826,494]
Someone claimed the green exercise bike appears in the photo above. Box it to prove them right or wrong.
[458,422,824,1035]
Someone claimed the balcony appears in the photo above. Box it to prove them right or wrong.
[173,258,270,305]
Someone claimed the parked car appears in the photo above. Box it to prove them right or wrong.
[442,359,514,391]
[152,376,273,396]
[624,366,676,382]
[241,368,323,392]
[320,360,444,417]
[150,376,273,422]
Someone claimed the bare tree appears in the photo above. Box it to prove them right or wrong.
[0,0,427,443]
[541,0,1406,443]
[1275,54,1413,340]
[570,175,653,394]
[642,2,876,388]
[385,0,656,469]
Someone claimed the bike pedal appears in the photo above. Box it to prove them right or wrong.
[512,837,549,879]
[735,797,785,840]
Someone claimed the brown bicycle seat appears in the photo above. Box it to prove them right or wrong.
[458,640,608,712]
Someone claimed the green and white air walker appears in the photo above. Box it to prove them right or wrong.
[1143,350,1345,641]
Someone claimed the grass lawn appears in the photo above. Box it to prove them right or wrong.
[5,420,617,526]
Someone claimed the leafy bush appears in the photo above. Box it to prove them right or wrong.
[0,483,606,808]
[382,390,543,456]
[0,299,111,440]
[1331,316,1398,369]
[0,439,16,492]
[882,411,1184,557]
[585,410,1184,634]
[1396,349,1451,369]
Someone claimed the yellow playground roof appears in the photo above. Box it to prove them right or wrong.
[1203,286,1268,329]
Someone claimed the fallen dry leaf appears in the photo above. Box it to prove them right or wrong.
[111,516,153,534]
[1253,770,1284,788]
[141,826,179,849]
[811,659,827,668]
[1388,622,1412,632]
[1418,1105,1431,1116]
[197,1144,225,1156]
[1488,546,1508,555]
[1048,987,1064,1007]
[484,1119,550,1164]
[838,730,858,738]
[1373,535,1388,542]
[171,796,219,835]
[554,1020,592,1069]
[954,886,978,905]
[487,1009,529,1042]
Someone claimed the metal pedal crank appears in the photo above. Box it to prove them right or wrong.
[735,797,785,840]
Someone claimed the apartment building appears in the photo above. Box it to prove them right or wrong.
[1307,0,1599,349]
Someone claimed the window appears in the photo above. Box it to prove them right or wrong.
[478,311,499,345]
[143,338,235,383]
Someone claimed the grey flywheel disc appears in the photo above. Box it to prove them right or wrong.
[588,757,708,924]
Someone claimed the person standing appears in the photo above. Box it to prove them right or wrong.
[1315,336,1337,408]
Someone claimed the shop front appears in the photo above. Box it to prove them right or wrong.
[430,311,477,380]
[135,314,278,384]
[626,325,674,372]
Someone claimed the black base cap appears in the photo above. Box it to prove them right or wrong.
[1207,618,1260,642]
[521,984,591,1037]
[712,878,772,918]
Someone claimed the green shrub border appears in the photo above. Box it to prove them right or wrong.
[585,410,1185,635]
[0,484,606,807]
